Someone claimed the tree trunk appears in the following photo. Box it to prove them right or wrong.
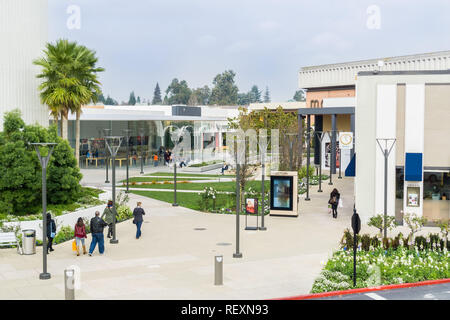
[61,110,68,141]
[75,109,81,167]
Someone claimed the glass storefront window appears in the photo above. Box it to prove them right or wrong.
[423,171,450,223]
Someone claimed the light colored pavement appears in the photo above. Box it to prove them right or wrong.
[0,168,440,300]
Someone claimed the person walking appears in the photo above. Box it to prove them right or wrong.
[328,188,341,219]
[132,202,146,239]
[102,200,116,238]
[88,211,108,256]
[74,217,87,256]
[46,213,56,253]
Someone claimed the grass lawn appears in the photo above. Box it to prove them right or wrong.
[122,176,214,183]
[130,190,236,212]
[145,172,234,178]
[125,180,271,192]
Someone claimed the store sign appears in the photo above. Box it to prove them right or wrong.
[339,132,353,150]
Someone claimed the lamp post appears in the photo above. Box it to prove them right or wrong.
[31,142,57,280]
[233,138,243,258]
[304,124,313,201]
[258,127,268,231]
[123,129,131,193]
[315,131,328,193]
[105,136,123,244]
[139,128,145,174]
[326,130,334,186]
[103,129,111,183]
[351,205,361,287]
[376,138,396,239]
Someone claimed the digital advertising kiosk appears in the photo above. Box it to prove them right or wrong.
[269,171,298,217]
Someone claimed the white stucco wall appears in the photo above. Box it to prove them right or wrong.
[0,0,49,131]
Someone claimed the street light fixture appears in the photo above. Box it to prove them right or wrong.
[139,128,145,174]
[103,129,111,183]
[258,128,268,231]
[376,138,396,239]
[105,135,123,244]
[31,142,57,280]
[315,131,329,193]
[122,129,131,193]
[304,125,314,201]
[232,135,245,259]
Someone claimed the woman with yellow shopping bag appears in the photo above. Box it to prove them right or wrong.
[73,217,87,256]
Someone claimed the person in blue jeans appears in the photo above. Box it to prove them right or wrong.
[88,211,108,256]
[132,202,146,239]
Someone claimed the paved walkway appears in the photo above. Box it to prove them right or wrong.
[0,169,440,300]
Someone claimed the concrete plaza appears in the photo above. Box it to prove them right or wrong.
[0,166,440,300]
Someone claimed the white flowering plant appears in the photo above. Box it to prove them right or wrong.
[312,231,449,293]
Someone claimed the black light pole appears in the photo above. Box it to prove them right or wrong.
[31,143,57,280]
[376,138,396,239]
[139,128,145,174]
[172,128,180,207]
[233,144,242,258]
[105,136,123,244]
[351,205,361,288]
[259,127,268,231]
[316,131,327,193]
[103,129,111,183]
[327,130,333,186]
[305,116,312,201]
[123,129,131,193]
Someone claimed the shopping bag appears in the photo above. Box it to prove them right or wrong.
[72,240,77,252]
[338,198,343,208]
[328,204,332,214]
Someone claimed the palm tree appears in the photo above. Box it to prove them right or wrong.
[34,39,104,165]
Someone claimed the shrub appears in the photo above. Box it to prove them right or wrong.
[404,213,427,240]
[116,205,133,222]
[367,214,396,237]
[361,234,371,251]
[53,225,74,245]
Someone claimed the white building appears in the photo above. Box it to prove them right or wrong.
[0,0,49,131]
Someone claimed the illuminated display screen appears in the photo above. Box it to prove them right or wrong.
[270,176,293,211]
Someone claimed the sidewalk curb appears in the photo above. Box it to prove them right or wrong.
[272,278,450,300]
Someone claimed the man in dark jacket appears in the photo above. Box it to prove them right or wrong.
[89,211,109,256]
[132,202,146,239]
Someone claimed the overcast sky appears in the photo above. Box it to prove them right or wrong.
[48,0,450,103]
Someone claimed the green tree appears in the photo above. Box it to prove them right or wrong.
[128,91,137,105]
[152,82,162,104]
[105,95,118,105]
[137,96,141,104]
[293,89,306,102]
[163,78,191,105]
[98,93,106,104]
[264,86,270,103]
[249,85,262,103]
[210,70,239,105]
[34,39,104,166]
[0,110,82,215]
[189,85,211,105]
[237,92,251,106]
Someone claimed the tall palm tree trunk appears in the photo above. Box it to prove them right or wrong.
[61,109,69,141]
[75,109,81,167]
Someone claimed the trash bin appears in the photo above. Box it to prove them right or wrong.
[22,229,36,255]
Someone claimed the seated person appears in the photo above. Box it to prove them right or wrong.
[221,163,229,175]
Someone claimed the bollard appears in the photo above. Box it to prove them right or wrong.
[214,255,223,286]
[65,268,75,300]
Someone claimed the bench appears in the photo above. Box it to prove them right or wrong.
[0,232,21,254]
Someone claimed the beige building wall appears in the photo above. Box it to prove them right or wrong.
[322,114,351,132]
[396,84,406,166]
[424,84,450,167]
